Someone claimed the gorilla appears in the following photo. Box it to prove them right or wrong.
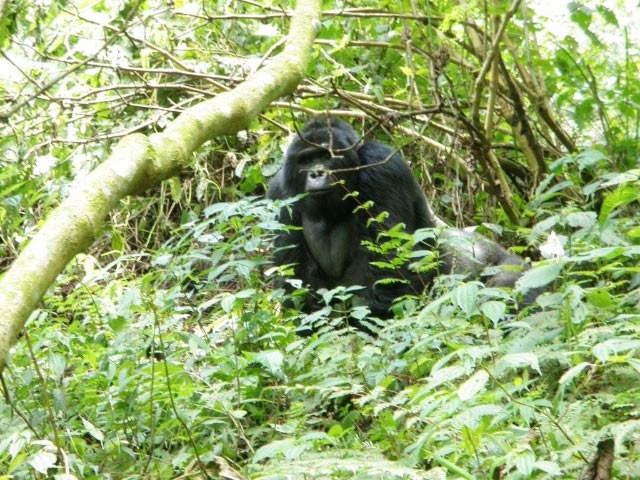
[268,118,530,328]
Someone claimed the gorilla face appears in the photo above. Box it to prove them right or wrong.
[282,119,362,219]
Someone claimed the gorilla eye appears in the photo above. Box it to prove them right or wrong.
[297,154,314,165]
[297,148,330,165]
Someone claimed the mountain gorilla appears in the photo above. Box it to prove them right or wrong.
[268,118,530,328]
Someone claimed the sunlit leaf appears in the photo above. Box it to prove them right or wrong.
[458,370,489,401]
[454,283,479,317]
[515,263,562,293]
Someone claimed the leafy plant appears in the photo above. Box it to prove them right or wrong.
[2,0,640,478]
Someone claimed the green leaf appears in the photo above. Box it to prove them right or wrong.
[627,226,640,239]
[586,288,616,309]
[628,358,640,374]
[593,339,640,363]
[596,5,619,26]
[30,452,57,474]
[429,365,466,389]
[576,149,607,169]
[514,450,535,476]
[48,352,66,381]
[400,66,414,77]
[81,417,105,443]
[599,184,640,224]
[558,362,591,385]
[565,211,596,229]
[433,455,473,479]
[252,350,285,379]
[457,370,489,401]
[454,283,479,317]
[535,460,561,475]
[480,301,506,327]
[515,263,562,293]
[502,353,541,373]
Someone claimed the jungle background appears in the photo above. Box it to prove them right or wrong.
[1,0,639,478]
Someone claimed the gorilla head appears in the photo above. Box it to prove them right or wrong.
[278,118,363,220]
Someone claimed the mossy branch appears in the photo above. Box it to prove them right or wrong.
[0,0,322,370]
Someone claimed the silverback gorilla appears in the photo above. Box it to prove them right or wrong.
[268,118,530,328]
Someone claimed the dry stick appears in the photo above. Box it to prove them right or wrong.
[499,55,548,177]
[474,52,522,222]
[402,25,423,111]
[277,101,473,182]
[79,12,290,135]
[463,21,561,188]
[585,65,614,156]
[471,0,523,123]
[466,120,520,225]
[36,11,293,138]
[465,2,521,224]
[480,18,522,223]
[301,82,456,130]
[395,124,473,178]
[466,25,545,178]
[55,60,242,85]
[78,10,231,94]
[483,15,500,139]
[317,38,479,72]
[329,85,473,178]
[502,37,577,153]
[184,8,433,21]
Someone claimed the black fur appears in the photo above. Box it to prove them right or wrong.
[268,118,533,326]
[268,118,436,320]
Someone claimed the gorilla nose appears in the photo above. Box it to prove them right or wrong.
[309,169,327,179]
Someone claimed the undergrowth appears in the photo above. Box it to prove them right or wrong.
[1,151,640,479]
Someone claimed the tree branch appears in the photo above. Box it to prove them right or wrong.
[0,0,322,370]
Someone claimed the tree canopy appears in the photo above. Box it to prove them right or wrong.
[0,0,639,478]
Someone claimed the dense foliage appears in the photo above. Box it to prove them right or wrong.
[1,0,639,478]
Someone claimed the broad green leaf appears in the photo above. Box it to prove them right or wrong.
[480,301,507,326]
[458,370,489,401]
[576,149,607,169]
[430,365,466,389]
[454,283,478,317]
[565,211,596,229]
[48,352,66,381]
[29,452,57,474]
[558,362,591,385]
[596,5,619,26]
[628,358,640,374]
[535,460,562,475]
[599,184,640,224]
[502,353,541,373]
[514,450,535,476]
[516,263,562,293]
[586,288,616,309]
[400,66,414,76]
[252,350,285,379]
[81,417,105,443]
[593,339,640,363]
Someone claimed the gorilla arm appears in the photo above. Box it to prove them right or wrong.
[440,228,526,286]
